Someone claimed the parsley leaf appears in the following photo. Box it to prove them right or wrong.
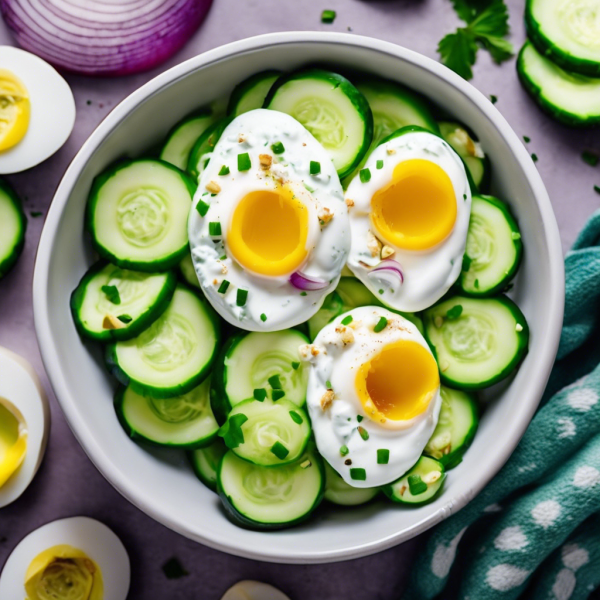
[438,30,478,80]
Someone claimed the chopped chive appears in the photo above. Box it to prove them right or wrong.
[162,557,188,579]
[531,153,538,163]
[357,415,363,423]
[321,9,336,23]
[271,141,285,154]
[253,388,267,401]
[582,150,599,167]
[310,161,321,175]
[195,199,210,217]
[236,288,248,306]
[268,374,282,389]
[217,280,230,294]
[208,221,222,236]
[101,285,120,305]
[218,413,248,449]
[511,231,521,240]
[291,361,300,370]
[341,315,353,326]
[359,168,371,183]
[289,410,304,425]
[463,194,467,200]
[462,254,472,272]
[325,380,332,389]
[523,136,531,143]
[220,254,227,260]
[117,314,132,324]
[30,211,43,217]
[358,426,369,441]
[408,474,428,495]
[377,449,390,464]
[595,185,600,194]
[260,313,267,322]
[474,279,480,289]
[272,389,285,401]
[446,305,463,320]
[237,152,251,171]
[350,468,366,481]
[378,289,384,295]
[373,316,388,333]
[270,441,289,460]
[218,165,230,176]
[340,445,349,456]
[300,291,307,296]
[490,95,498,104]
[376,159,384,170]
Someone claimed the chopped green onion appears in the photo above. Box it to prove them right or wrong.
[260,313,267,322]
[208,221,222,236]
[408,474,428,495]
[271,441,290,460]
[358,426,369,441]
[377,449,390,464]
[218,165,230,176]
[474,279,480,289]
[511,231,521,240]
[341,315,353,326]
[321,9,336,23]
[376,159,384,170]
[462,254,472,272]
[378,289,384,295]
[582,150,599,167]
[162,557,188,579]
[350,468,366,481]
[271,141,285,154]
[595,185,600,195]
[300,291,307,296]
[236,288,248,306]
[218,413,248,449]
[237,152,251,171]
[359,168,371,183]
[268,374,282,389]
[253,388,267,401]
[445,305,463,320]
[310,160,321,175]
[101,285,120,305]
[289,410,304,425]
[291,361,300,370]
[490,95,498,104]
[523,136,531,143]
[531,153,538,163]
[220,254,227,260]
[374,316,388,332]
[340,445,349,456]
[217,280,230,294]
[272,389,285,401]
[117,314,132,324]
[30,211,43,217]
[195,199,210,217]
[357,415,363,423]
[325,380,332,389]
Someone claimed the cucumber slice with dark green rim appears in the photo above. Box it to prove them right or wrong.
[264,69,373,178]
[324,461,379,506]
[439,122,490,191]
[178,254,200,289]
[114,376,218,449]
[220,398,311,467]
[307,291,344,341]
[106,285,220,399]
[217,446,324,530]
[0,178,26,279]
[211,329,309,424]
[187,117,233,180]
[424,386,478,469]
[459,195,523,297]
[189,439,227,491]
[423,295,529,390]
[526,0,600,77]
[517,41,600,127]
[227,70,280,117]
[70,261,177,342]
[159,109,216,171]
[87,159,195,272]
[383,456,446,505]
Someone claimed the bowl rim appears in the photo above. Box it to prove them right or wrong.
[33,31,565,564]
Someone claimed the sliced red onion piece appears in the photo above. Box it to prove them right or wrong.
[367,259,404,291]
[290,271,329,292]
[0,0,213,76]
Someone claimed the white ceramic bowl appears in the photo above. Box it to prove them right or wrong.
[33,32,564,564]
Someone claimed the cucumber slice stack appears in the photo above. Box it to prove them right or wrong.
[0,179,26,279]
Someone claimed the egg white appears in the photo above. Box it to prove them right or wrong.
[305,306,441,488]
[0,46,75,174]
[346,130,471,313]
[188,109,350,331]
[0,516,130,599]
[0,346,50,508]
[222,580,291,600]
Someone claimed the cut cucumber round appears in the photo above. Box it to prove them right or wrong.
[517,41,600,127]
[324,461,379,506]
[70,261,177,342]
[227,70,280,117]
[217,446,324,530]
[87,159,195,272]
[264,69,373,178]
[423,295,529,389]
[458,195,523,296]
[0,178,26,279]
[159,109,216,171]
[383,456,446,505]
[189,439,227,492]
[424,386,478,469]
[187,117,233,181]
[106,285,220,398]
[439,121,490,191]
[307,291,344,341]
[219,398,311,467]
[114,377,218,449]
[526,0,600,77]
[211,329,309,424]
[179,253,200,289]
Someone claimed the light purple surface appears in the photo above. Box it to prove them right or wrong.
[0,1,597,598]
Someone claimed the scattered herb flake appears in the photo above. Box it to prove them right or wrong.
[462,254,472,272]
[260,313,267,322]
[272,389,285,401]
[253,388,267,401]
[378,289,384,295]
[446,304,463,320]
[300,291,307,296]
[490,95,498,104]
[101,285,120,305]
[117,314,132,324]
[376,159,384,170]
[595,185,600,195]
[218,413,248,449]
[358,426,369,441]
[301,459,312,469]
[236,288,248,306]
[289,410,304,425]
[408,474,428,495]
[350,468,366,481]
[523,136,531,143]
[271,142,285,154]
[321,9,336,23]
[268,374,282,389]
[531,153,538,163]
[582,150,599,167]
[291,361,300,370]
[271,441,290,460]
[359,168,371,183]
[340,445,349,456]
[474,278,480,289]
[341,315,353,325]
[325,380,332,389]
[357,415,363,423]
[208,221,222,236]
[218,165,230,176]
[218,280,230,294]
[195,199,210,217]
[162,557,188,579]
[511,231,521,240]
[310,160,321,175]
[237,152,251,171]
[377,449,390,464]
[374,316,388,332]
[30,211,43,217]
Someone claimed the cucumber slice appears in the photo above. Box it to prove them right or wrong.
[517,41,600,127]
[324,461,379,506]
[227,70,280,117]
[106,285,220,398]
[187,117,233,181]
[264,69,373,178]
[159,109,216,171]
[178,253,200,289]
[220,398,311,467]
[70,262,177,342]
[458,195,523,297]
[0,179,26,278]
[211,329,309,424]
[424,386,478,469]
[114,376,218,449]
[423,296,529,389]
[383,456,446,505]
[307,291,344,341]
[87,159,195,272]
[526,0,600,77]
[439,122,490,191]
[189,439,227,491]
[217,446,324,530]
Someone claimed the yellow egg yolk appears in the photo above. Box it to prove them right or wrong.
[370,158,457,251]
[0,399,27,488]
[228,186,309,277]
[0,69,30,152]
[356,340,439,422]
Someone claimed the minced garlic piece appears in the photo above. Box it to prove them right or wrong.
[259,153,272,169]
[345,198,355,207]
[381,245,395,259]
[318,206,333,225]
[102,315,125,330]
[367,230,382,257]
[422,471,442,484]
[320,390,335,410]
[206,180,221,194]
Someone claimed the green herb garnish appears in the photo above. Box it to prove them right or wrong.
[162,557,188,579]
[376,159,384,170]
[446,304,463,319]
[218,280,230,294]
[531,153,538,163]
[350,468,366,481]
[462,254,472,272]
[253,388,267,401]
[595,185,600,195]
[272,389,285,401]
[582,150,599,166]
[325,380,332,389]
[236,288,248,306]
[291,361,300,370]
[101,285,120,305]
[196,199,210,217]
[208,221,222,236]
[310,160,321,175]
[377,449,390,464]
[260,313,267,322]
[30,211,43,217]
[490,95,498,104]
[268,374,282,389]
[358,426,369,441]
[300,291,307,296]
[341,315,353,326]
[117,314,132,324]
[321,9,336,23]
[408,474,428,495]
[474,279,480,289]
[523,136,531,143]
[289,410,304,425]
[237,152,251,171]
[271,141,285,154]
[359,168,371,183]
[218,413,248,449]
[340,445,349,456]
[357,415,363,422]
[374,316,388,332]
[271,441,289,460]
[218,165,230,176]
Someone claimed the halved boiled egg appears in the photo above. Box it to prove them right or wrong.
[0,346,50,508]
[0,516,130,600]
[221,580,291,600]
[0,46,75,174]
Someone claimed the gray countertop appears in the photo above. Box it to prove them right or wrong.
[0,1,597,598]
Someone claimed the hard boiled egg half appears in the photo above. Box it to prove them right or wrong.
[0,346,50,508]
[0,46,75,174]
[0,516,130,600]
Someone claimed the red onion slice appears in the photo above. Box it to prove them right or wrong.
[367,259,404,291]
[290,271,329,292]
